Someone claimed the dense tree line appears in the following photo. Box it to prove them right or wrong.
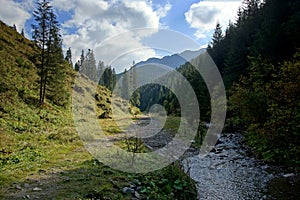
[74,50,117,91]
[138,60,210,121]
[208,0,300,165]
[120,65,140,107]
[100,66,116,91]
[138,0,300,165]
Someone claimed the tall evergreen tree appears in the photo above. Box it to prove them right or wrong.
[21,28,25,37]
[130,66,140,107]
[32,0,55,104]
[32,0,68,106]
[122,69,129,99]
[86,49,97,81]
[211,21,224,47]
[65,47,72,66]
[12,24,17,31]
[74,61,80,72]
[97,60,105,85]
[43,9,61,103]
[79,49,85,74]
[80,49,97,81]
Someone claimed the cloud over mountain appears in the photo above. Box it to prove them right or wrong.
[53,0,172,70]
[185,0,242,39]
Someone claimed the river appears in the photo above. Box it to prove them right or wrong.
[182,133,299,200]
[137,118,299,199]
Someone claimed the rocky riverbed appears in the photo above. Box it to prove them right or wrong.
[181,133,299,200]
[141,124,299,200]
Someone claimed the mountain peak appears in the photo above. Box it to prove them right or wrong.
[135,48,206,69]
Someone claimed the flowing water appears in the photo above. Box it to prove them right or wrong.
[138,119,298,199]
[182,133,297,200]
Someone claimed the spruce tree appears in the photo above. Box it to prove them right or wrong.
[65,47,72,66]
[75,61,80,72]
[32,0,68,106]
[98,60,105,85]
[32,0,53,104]
[21,28,25,37]
[122,69,129,99]
[130,66,140,107]
[211,21,224,47]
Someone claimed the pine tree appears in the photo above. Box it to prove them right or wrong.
[86,49,97,81]
[65,47,72,66]
[32,0,53,104]
[130,66,140,107]
[21,28,25,37]
[122,69,129,99]
[79,49,85,74]
[211,21,224,47]
[74,61,80,72]
[12,24,17,31]
[80,49,97,81]
[32,0,68,106]
[98,60,105,85]
[112,68,116,89]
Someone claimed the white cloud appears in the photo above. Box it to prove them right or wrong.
[0,0,32,34]
[52,0,171,72]
[156,2,172,18]
[185,0,242,39]
[0,0,182,73]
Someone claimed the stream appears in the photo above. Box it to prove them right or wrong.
[134,118,299,199]
[181,133,299,200]
[140,119,299,200]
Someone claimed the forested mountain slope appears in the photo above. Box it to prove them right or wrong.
[207,0,300,166]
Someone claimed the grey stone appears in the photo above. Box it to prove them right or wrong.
[283,173,294,178]
[134,191,141,199]
[123,187,135,194]
[32,187,43,191]
[16,185,22,190]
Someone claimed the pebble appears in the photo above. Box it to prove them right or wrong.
[123,187,135,194]
[16,185,22,190]
[283,173,294,178]
[134,191,141,199]
[32,187,43,191]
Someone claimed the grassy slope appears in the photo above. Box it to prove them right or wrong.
[0,21,196,199]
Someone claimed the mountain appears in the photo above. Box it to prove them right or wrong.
[135,48,206,69]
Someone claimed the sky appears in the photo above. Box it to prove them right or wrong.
[0,0,243,72]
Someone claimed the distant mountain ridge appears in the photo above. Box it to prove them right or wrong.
[135,48,206,69]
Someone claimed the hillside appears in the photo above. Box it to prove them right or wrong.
[0,21,196,199]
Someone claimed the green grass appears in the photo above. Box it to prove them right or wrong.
[163,116,181,133]
[163,116,207,148]
[0,20,197,199]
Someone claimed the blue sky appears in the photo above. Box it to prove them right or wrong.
[0,0,243,72]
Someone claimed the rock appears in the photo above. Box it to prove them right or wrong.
[136,186,142,192]
[24,183,30,188]
[283,173,295,178]
[16,185,22,190]
[214,149,223,154]
[215,139,223,145]
[134,191,141,199]
[32,187,43,191]
[38,169,46,173]
[23,195,30,199]
[129,182,136,189]
[98,111,111,119]
[123,187,135,194]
